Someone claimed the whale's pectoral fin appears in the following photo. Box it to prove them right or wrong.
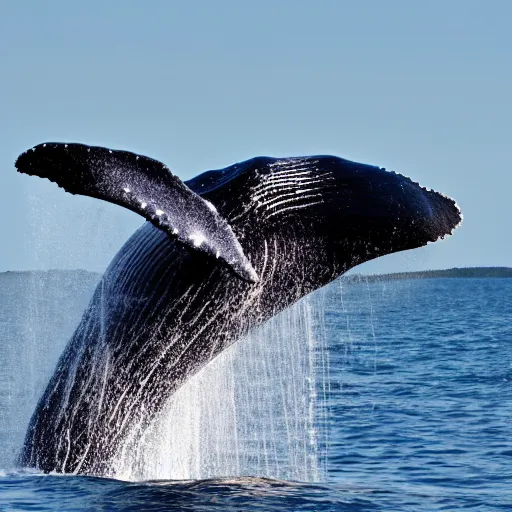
[15,143,258,283]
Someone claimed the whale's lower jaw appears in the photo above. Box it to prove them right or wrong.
[18,151,461,475]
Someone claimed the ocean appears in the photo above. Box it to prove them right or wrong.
[0,272,510,510]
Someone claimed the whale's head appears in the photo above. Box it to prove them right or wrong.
[190,155,462,290]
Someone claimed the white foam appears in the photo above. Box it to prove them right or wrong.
[111,292,329,482]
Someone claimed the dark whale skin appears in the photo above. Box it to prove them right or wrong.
[17,151,461,475]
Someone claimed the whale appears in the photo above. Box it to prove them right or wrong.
[15,143,461,476]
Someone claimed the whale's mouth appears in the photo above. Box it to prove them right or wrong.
[190,155,462,274]
[213,155,463,276]
[321,163,462,246]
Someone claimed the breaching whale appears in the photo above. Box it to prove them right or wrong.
[15,143,461,476]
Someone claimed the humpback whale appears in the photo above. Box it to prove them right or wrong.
[15,143,461,476]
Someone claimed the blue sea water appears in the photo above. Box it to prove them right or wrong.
[0,274,511,510]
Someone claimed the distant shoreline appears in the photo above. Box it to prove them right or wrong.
[347,267,512,282]
[0,267,511,282]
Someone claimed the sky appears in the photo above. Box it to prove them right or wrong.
[1,0,510,275]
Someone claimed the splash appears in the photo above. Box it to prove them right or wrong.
[0,271,100,469]
[112,291,330,482]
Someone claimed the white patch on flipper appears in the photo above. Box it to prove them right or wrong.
[215,250,220,258]
[141,202,147,209]
[123,187,130,193]
[172,228,179,234]
[204,200,217,213]
[189,233,206,247]
[156,209,164,216]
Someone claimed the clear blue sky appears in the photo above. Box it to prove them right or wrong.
[1,0,510,274]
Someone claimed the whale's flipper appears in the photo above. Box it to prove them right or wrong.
[15,143,258,282]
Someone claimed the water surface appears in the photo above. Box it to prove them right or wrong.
[0,275,510,510]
